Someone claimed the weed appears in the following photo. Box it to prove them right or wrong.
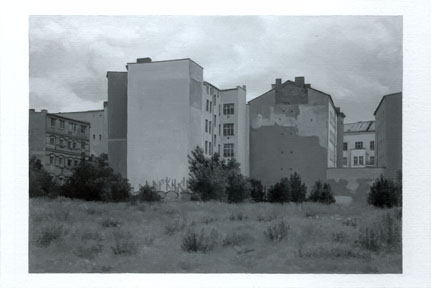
[264,220,289,242]
[164,219,185,235]
[101,217,121,228]
[222,232,252,247]
[36,224,65,247]
[111,230,138,256]
[229,212,247,221]
[181,228,219,253]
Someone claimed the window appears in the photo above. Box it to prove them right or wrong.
[218,144,220,154]
[206,100,209,112]
[213,115,216,126]
[213,95,216,105]
[67,159,72,167]
[359,156,364,165]
[370,141,375,150]
[223,103,235,115]
[219,124,221,135]
[50,136,55,145]
[210,101,212,113]
[205,120,208,132]
[59,139,64,147]
[69,123,77,132]
[81,141,85,149]
[355,141,363,149]
[205,141,208,154]
[343,142,348,151]
[369,156,375,165]
[206,86,209,94]
[73,142,77,149]
[219,104,221,116]
[93,134,96,140]
[50,155,55,164]
[210,87,214,95]
[80,125,86,133]
[58,156,63,166]
[224,143,234,157]
[214,134,216,145]
[59,120,65,129]
[99,134,102,140]
[50,118,56,127]
[353,156,358,166]
[209,142,212,155]
[343,157,347,166]
[223,123,234,136]
[68,140,72,149]
[74,160,79,166]
[209,121,212,134]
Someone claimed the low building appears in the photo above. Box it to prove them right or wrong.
[54,101,108,156]
[107,57,249,191]
[343,121,376,168]
[248,77,345,189]
[29,109,91,184]
[374,92,402,179]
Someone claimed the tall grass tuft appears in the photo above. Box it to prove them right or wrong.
[181,228,220,253]
[36,224,66,247]
[264,220,290,242]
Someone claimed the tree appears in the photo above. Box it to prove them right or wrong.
[62,153,131,202]
[267,177,290,203]
[29,157,58,198]
[308,180,335,204]
[225,158,251,203]
[368,174,401,208]
[249,178,265,202]
[288,172,307,203]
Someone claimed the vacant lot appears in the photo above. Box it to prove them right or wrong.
[29,197,401,273]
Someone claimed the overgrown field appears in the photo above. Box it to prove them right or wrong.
[29,198,402,273]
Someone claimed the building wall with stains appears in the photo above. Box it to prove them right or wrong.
[249,78,333,189]
[327,167,385,205]
[126,59,203,191]
[107,71,128,177]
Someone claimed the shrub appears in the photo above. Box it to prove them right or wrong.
[267,172,307,203]
[226,173,251,203]
[62,154,131,202]
[368,175,401,208]
[308,180,335,204]
[29,157,59,198]
[136,184,161,202]
[181,228,219,253]
[36,224,65,247]
[264,220,290,242]
[222,232,252,247]
[111,230,138,256]
[358,210,401,251]
[249,178,265,202]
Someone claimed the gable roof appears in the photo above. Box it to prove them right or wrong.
[344,120,375,133]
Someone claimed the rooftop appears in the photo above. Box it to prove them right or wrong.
[344,120,375,133]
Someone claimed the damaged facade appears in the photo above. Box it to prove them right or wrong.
[248,77,345,188]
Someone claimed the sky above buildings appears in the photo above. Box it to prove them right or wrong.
[29,16,402,123]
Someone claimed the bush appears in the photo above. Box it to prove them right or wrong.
[136,184,161,202]
[308,180,335,204]
[62,154,131,202]
[111,230,138,256]
[36,224,66,247]
[187,147,250,202]
[181,228,220,253]
[29,157,59,198]
[267,172,307,203]
[368,175,401,208]
[264,220,290,242]
[249,178,265,202]
[358,210,401,251]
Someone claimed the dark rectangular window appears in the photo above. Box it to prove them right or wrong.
[205,141,208,154]
[67,159,72,167]
[370,141,375,150]
[68,140,72,149]
[80,125,86,133]
[210,101,212,113]
[219,124,221,135]
[59,120,65,129]
[343,142,348,151]
[343,157,347,166]
[223,123,234,136]
[209,142,212,155]
[50,155,55,164]
[223,143,234,157]
[81,141,85,149]
[359,156,364,165]
[50,118,56,127]
[50,136,55,145]
[214,134,216,145]
[205,120,208,132]
[59,139,64,147]
[355,141,363,149]
[213,115,216,126]
[209,121,212,134]
[223,103,235,115]
[206,100,209,112]
[370,156,375,165]
[353,156,358,166]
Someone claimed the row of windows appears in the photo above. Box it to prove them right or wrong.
[343,141,374,151]
[49,136,87,150]
[204,122,235,136]
[343,156,375,166]
[204,101,235,116]
[50,118,87,133]
[49,154,80,168]
[93,134,103,141]
[206,85,220,98]
[204,142,234,158]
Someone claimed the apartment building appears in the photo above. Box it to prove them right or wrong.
[107,57,248,191]
[29,109,91,184]
[374,92,402,179]
[248,77,345,188]
[54,101,108,156]
[343,121,376,168]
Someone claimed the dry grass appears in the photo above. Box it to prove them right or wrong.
[29,197,401,273]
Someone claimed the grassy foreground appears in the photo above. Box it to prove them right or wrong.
[29,197,401,273]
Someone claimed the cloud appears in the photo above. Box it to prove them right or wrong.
[29,16,402,122]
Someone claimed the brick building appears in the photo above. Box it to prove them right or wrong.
[29,109,91,184]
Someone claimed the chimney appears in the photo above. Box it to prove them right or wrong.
[103,101,108,108]
[242,85,246,90]
[295,77,305,87]
[41,109,48,113]
[276,78,282,86]
[29,109,35,112]
[136,57,152,64]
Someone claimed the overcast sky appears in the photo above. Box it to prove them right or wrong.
[29,16,402,123]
